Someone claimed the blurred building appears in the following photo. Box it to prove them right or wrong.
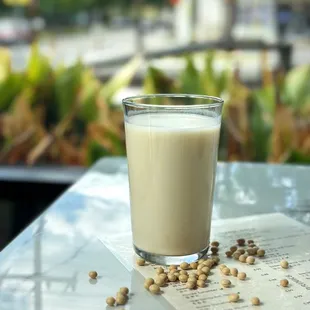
[276,0,310,41]
[173,0,278,43]
[173,0,310,44]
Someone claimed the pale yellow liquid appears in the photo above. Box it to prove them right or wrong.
[125,113,220,256]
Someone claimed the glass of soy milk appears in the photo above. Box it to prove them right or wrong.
[123,94,223,265]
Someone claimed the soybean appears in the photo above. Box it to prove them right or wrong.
[180,262,189,270]
[156,267,165,274]
[186,281,196,289]
[211,241,220,247]
[251,297,261,305]
[136,258,146,266]
[280,279,289,287]
[228,293,239,302]
[149,284,161,294]
[257,249,265,257]
[230,268,238,277]
[221,279,231,288]
[88,271,98,279]
[246,256,255,265]
[238,272,246,280]
[106,297,115,306]
[144,278,154,290]
[190,262,198,270]
[280,260,289,269]
[116,294,127,305]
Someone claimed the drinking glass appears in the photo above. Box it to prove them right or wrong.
[123,94,223,265]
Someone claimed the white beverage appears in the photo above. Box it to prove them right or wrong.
[125,113,220,256]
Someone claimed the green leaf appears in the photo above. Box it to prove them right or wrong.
[179,56,202,95]
[143,67,157,94]
[100,56,141,105]
[27,43,51,86]
[78,79,100,122]
[284,65,310,111]
[200,50,218,96]
[249,98,273,161]
[251,86,276,117]
[204,50,215,81]
[86,140,110,166]
[0,73,24,111]
[216,68,230,96]
[0,47,11,83]
[143,66,177,94]
[285,150,310,164]
[54,61,84,120]
[299,94,310,116]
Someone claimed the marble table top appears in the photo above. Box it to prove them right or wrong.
[0,158,309,310]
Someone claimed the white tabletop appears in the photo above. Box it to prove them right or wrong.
[0,158,309,310]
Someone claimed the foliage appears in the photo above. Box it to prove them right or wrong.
[0,45,309,166]
[0,43,140,166]
[143,50,310,164]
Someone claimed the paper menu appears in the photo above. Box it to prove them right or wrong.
[104,213,310,309]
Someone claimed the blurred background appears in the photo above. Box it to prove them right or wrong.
[0,0,310,249]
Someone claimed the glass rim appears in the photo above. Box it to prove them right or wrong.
[122,93,224,109]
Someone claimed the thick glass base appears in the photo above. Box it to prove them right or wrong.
[134,244,210,265]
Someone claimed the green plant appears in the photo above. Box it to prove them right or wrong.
[143,50,310,164]
[1,45,309,166]
[0,43,140,166]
